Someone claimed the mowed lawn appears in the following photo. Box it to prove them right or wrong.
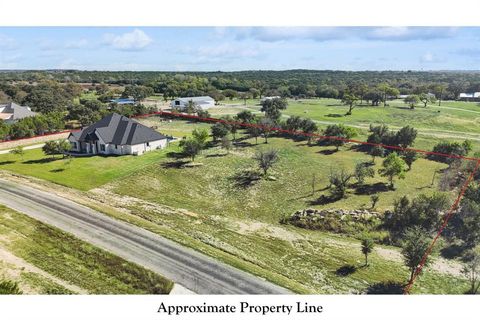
[0,147,172,190]
[219,98,480,135]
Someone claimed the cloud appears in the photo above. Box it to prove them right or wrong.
[419,52,445,63]
[232,27,459,42]
[0,34,18,50]
[65,38,88,49]
[365,27,458,41]
[236,27,347,42]
[38,39,56,51]
[420,52,434,62]
[196,43,260,59]
[103,29,153,50]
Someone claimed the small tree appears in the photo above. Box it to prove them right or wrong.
[329,168,353,199]
[254,149,279,176]
[247,121,262,144]
[9,146,25,160]
[396,126,417,148]
[236,110,255,124]
[181,139,201,162]
[462,250,480,294]
[42,140,71,159]
[185,100,198,114]
[370,145,385,163]
[322,124,357,151]
[401,226,431,283]
[260,98,287,123]
[220,136,232,154]
[259,117,274,144]
[402,150,418,170]
[370,194,380,209]
[342,93,358,115]
[300,118,318,145]
[192,128,209,149]
[211,123,229,142]
[404,95,420,109]
[355,162,375,186]
[419,93,436,108]
[379,152,407,189]
[361,238,374,266]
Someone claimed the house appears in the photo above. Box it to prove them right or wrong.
[68,113,168,156]
[459,92,480,101]
[0,102,37,123]
[260,96,281,103]
[110,98,136,105]
[170,96,215,110]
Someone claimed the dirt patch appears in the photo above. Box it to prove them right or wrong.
[375,245,464,277]
[234,219,305,243]
[90,185,199,218]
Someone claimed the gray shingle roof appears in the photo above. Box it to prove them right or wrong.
[74,113,167,145]
[0,102,37,120]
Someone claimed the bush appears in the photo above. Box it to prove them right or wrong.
[428,141,470,164]
[0,279,22,295]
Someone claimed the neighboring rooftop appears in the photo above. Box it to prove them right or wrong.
[459,92,480,98]
[110,98,136,105]
[174,96,214,103]
[74,113,167,145]
[0,102,37,121]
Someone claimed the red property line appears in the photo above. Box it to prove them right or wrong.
[0,129,76,144]
[138,110,480,162]
[142,111,480,293]
[404,159,480,293]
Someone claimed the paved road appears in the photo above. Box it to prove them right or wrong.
[0,143,45,154]
[0,179,290,294]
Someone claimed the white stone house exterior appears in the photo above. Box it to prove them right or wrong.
[68,113,168,156]
[170,96,215,110]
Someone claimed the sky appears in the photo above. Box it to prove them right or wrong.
[0,27,479,71]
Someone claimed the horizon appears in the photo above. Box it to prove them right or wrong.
[2,68,480,73]
[1,27,480,71]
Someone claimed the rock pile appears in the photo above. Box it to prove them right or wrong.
[290,208,383,222]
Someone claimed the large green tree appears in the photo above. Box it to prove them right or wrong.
[260,98,287,123]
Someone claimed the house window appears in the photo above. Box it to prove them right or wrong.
[115,144,118,149]
[70,142,77,149]
[146,142,150,147]
[100,144,106,152]
[175,101,180,105]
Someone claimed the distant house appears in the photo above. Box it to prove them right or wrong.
[459,92,480,101]
[170,96,215,110]
[110,98,136,105]
[260,96,281,103]
[68,113,168,156]
[0,102,37,123]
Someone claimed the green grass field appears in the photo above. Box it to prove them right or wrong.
[221,97,480,132]
[216,98,480,153]
[0,205,173,294]
[0,117,471,294]
[98,133,465,294]
[0,147,173,190]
